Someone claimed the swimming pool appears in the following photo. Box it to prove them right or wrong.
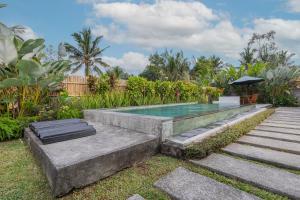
[84,103,255,140]
[118,103,238,118]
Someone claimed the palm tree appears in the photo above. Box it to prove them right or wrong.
[64,28,109,76]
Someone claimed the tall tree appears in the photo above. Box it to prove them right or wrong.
[239,45,256,69]
[64,28,109,76]
[161,50,190,81]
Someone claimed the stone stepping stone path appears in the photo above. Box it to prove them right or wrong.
[247,130,300,143]
[154,167,259,200]
[127,194,145,200]
[264,119,300,125]
[255,125,300,135]
[222,143,300,170]
[260,122,300,129]
[237,135,300,154]
[191,154,300,199]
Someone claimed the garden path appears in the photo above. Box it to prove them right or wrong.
[156,107,300,199]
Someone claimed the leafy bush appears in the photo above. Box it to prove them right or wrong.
[0,116,37,141]
[185,109,275,159]
[57,106,82,119]
[0,117,21,141]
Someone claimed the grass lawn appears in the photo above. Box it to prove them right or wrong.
[0,139,288,200]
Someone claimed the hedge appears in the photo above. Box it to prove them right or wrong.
[185,108,275,159]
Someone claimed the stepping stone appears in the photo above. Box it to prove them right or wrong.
[255,125,300,135]
[247,130,300,143]
[127,194,145,200]
[191,154,300,199]
[264,120,300,125]
[154,167,259,200]
[261,122,300,130]
[222,143,300,170]
[269,116,300,121]
[237,135,300,154]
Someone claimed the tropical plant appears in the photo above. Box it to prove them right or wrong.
[261,66,300,105]
[140,64,162,81]
[0,59,70,116]
[64,28,109,76]
[106,66,125,89]
[191,56,224,86]
[161,50,190,81]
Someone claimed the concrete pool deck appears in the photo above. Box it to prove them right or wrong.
[24,122,159,197]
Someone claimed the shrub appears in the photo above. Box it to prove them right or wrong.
[185,108,275,159]
[0,116,37,141]
[57,106,82,119]
[0,117,21,141]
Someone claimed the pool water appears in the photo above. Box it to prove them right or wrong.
[118,104,237,118]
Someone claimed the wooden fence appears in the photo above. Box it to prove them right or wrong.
[62,76,89,96]
[61,76,127,96]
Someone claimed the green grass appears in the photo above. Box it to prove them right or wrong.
[0,139,288,200]
[185,108,275,159]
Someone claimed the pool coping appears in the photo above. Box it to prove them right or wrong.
[84,103,257,141]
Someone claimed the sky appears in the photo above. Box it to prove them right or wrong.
[1,0,300,74]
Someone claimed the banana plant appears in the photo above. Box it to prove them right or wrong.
[261,66,300,105]
[0,59,70,116]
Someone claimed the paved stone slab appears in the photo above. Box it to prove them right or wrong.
[237,135,300,154]
[191,154,300,199]
[261,122,300,129]
[264,120,300,125]
[154,167,259,200]
[127,194,145,200]
[255,125,300,135]
[222,143,300,170]
[268,117,300,121]
[248,130,300,143]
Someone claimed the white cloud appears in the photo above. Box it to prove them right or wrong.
[91,0,245,57]
[82,0,300,65]
[287,0,300,13]
[103,52,149,74]
[251,18,300,54]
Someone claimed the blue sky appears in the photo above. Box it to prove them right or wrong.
[1,0,300,74]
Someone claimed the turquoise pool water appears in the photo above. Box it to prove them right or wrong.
[118,104,237,118]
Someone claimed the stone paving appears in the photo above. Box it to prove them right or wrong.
[154,167,259,200]
[127,194,145,200]
[156,107,300,199]
[223,143,300,170]
[247,130,300,143]
[192,154,300,199]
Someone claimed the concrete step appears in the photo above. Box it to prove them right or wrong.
[154,167,259,200]
[255,125,300,135]
[237,135,300,155]
[191,154,300,199]
[222,143,300,170]
[260,122,300,130]
[247,130,300,143]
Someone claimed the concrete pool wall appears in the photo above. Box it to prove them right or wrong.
[84,103,255,141]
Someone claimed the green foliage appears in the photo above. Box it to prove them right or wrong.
[57,106,82,119]
[0,117,20,141]
[64,28,109,76]
[0,116,37,141]
[185,109,275,159]
[144,50,190,81]
[260,66,300,106]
